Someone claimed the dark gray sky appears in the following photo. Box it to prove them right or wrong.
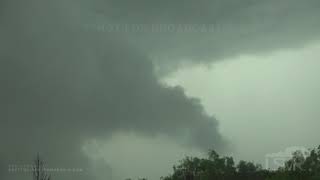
[1,0,320,180]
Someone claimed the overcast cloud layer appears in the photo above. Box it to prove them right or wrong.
[91,0,320,72]
[1,0,320,180]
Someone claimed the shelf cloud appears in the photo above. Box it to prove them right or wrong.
[1,0,319,179]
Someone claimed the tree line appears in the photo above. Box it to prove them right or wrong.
[159,145,320,180]
[161,146,320,180]
[32,145,320,180]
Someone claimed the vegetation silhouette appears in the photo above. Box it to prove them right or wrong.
[32,154,51,180]
[159,145,320,180]
[32,145,320,180]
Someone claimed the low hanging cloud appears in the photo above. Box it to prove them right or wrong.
[0,0,224,179]
[1,0,319,180]
[91,0,320,72]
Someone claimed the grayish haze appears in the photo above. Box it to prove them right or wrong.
[164,45,320,167]
[0,0,320,180]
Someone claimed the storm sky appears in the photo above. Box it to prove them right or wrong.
[1,0,320,180]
